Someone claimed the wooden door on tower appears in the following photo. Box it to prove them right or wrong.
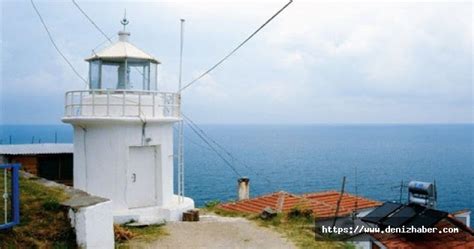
[127,146,157,208]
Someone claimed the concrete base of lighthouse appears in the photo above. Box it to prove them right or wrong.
[114,195,194,224]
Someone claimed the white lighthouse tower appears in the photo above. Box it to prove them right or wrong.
[62,21,194,223]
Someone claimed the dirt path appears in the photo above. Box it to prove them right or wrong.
[128,214,296,249]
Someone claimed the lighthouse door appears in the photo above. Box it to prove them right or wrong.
[127,146,157,208]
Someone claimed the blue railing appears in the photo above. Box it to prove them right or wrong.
[0,164,20,230]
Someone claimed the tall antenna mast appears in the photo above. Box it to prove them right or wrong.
[178,19,185,92]
[177,19,186,203]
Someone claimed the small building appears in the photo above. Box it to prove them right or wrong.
[0,143,73,185]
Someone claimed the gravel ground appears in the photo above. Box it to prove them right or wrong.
[128,214,296,249]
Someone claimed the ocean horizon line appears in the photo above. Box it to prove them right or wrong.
[1,122,473,127]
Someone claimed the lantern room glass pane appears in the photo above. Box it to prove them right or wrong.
[89,60,100,89]
[128,61,150,90]
[88,60,157,90]
[101,62,123,89]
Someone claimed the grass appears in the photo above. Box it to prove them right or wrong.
[123,224,169,241]
[0,176,76,248]
[203,201,352,249]
[0,173,169,248]
[115,223,169,248]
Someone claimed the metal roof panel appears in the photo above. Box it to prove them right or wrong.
[0,144,73,155]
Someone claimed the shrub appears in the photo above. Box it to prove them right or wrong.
[301,208,313,218]
[114,224,135,242]
[42,198,61,211]
[204,200,221,209]
[288,207,313,220]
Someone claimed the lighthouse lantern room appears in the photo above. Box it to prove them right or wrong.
[62,21,194,223]
[86,31,159,91]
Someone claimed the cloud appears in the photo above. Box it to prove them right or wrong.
[186,72,228,100]
[1,1,472,124]
[261,2,472,100]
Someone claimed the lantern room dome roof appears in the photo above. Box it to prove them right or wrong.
[85,31,160,64]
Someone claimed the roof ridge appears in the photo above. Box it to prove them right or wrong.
[276,193,286,212]
[451,209,471,215]
[226,191,284,205]
[302,190,339,196]
[306,197,338,209]
[304,191,382,203]
[122,40,128,60]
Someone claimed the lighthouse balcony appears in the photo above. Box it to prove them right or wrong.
[63,89,180,121]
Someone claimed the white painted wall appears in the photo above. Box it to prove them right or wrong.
[68,200,114,249]
[70,120,175,212]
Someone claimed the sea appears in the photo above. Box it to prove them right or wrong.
[1,124,472,222]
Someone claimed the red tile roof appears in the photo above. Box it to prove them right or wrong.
[218,190,382,219]
[304,191,383,218]
[371,216,474,249]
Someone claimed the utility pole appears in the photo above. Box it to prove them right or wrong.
[177,19,185,203]
[399,180,404,204]
[332,176,346,227]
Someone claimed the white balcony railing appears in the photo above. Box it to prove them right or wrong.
[64,90,180,119]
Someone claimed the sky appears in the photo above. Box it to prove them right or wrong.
[0,0,472,124]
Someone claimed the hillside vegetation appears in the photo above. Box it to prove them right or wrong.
[0,176,76,248]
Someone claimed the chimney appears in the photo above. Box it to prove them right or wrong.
[238,177,250,201]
